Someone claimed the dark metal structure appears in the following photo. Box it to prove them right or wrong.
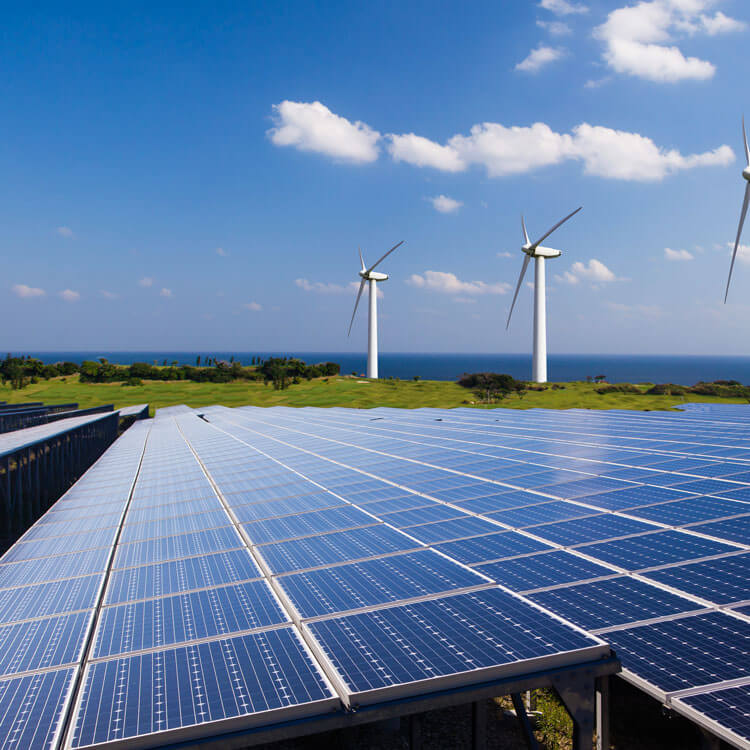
[0,412,119,536]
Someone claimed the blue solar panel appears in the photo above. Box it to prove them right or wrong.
[95,580,288,657]
[475,550,616,592]
[405,516,501,544]
[242,506,375,544]
[528,577,701,631]
[642,553,750,605]
[2,528,117,562]
[452,492,548,514]
[256,525,421,574]
[605,612,750,692]
[113,526,243,569]
[578,486,694,511]
[71,627,338,748]
[530,514,659,546]
[626,496,750,526]
[380,504,467,527]
[689,515,750,545]
[678,685,750,744]
[230,494,343,522]
[22,512,122,539]
[434,531,552,565]
[579,530,739,570]
[0,611,91,676]
[487,501,595,528]
[277,549,488,618]
[0,548,111,589]
[306,589,604,702]
[0,574,101,623]
[0,668,75,749]
[118,509,232,543]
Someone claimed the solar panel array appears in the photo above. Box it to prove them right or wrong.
[7,400,750,748]
[193,403,750,749]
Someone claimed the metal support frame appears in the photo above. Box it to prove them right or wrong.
[511,693,540,750]
[596,676,610,750]
[472,699,487,750]
[551,670,598,750]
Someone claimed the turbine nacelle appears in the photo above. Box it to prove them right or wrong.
[523,244,562,258]
[743,166,750,182]
[359,270,389,281]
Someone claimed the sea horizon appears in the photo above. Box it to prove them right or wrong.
[10,351,750,385]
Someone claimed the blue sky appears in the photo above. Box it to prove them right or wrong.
[3,0,750,355]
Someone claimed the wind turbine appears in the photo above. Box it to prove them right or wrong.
[348,241,405,379]
[724,117,750,303]
[505,207,582,383]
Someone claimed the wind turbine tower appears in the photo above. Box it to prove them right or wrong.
[724,117,750,302]
[506,207,582,383]
[348,241,405,379]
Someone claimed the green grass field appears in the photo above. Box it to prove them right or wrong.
[0,375,746,413]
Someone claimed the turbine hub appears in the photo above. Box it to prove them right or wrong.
[523,244,562,258]
[743,166,750,182]
[360,270,389,281]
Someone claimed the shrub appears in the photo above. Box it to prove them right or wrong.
[646,383,686,395]
[596,384,641,394]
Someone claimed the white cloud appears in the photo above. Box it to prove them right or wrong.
[727,242,750,265]
[268,100,380,164]
[594,1,744,83]
[100,290,118,299]
[497,251,513,258]
[295,278,384,298]
[138,277,154,287]
[556,259,619,284]
[537,20,572,35]
[539,0,588,14]
[59,289,80,302]
[12,283,45,299]
[515,45,566,73]
[244,301,262,311]
[407,270,510,295]
[664,247,694,261]
[430,195,463,214]
[160,288,172,298]
[388,133,465,172]
[56,226,73,238]
[216,247,228,257]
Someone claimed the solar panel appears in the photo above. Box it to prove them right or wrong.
[676,684,750,745]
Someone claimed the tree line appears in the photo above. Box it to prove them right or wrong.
[0,354,340,389]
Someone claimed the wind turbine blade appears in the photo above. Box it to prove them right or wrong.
[506,254,531,330]
[367,240,404,273]
[521,215,530,245]
[744,116,749,166]
[348,279,366,336]
[358,247,366,272]
[530,206,582,250]
[725,182,750,303]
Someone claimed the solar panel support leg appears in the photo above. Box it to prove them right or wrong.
[511,693,539,750]
[407,712,421,750]
[699,728,721,750]
[596,676,610,750]
[551,672,595,750]
[472,699,486,750]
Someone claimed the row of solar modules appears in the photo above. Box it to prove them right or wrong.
[51,414,609,749]
[200,404,750,748]
[0,421,150,749]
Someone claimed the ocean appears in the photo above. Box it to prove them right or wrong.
[13,352,750,385]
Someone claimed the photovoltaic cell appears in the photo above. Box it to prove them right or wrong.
[435,531,552,565]
[0,574,101,623]
[678,684,750,743]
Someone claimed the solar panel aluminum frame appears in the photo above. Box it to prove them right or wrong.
[299,590,613,709]
[66,629,342,750]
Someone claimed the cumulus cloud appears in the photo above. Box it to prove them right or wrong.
[56,226,73,238]
[160,288,172,298]
[216,247,228,257]
[244,301,262,311]
[537,20,572,35]
[268,100,380,164]
[59,289,80,302]
[100,290,118,299]
[12,284,45,298]
[539,0,588,14]
[727,242,750,265]
[295,278,383,298]
[497,251,513,258]
[407,271,510,296]
[515,45,566,73]
[391,120,732,181]
[138,277,154,287]
[556,259,619,284]
[388,133,465,172]
[664,247,694,261]
[430,195,463,213]
[594,0,745,83]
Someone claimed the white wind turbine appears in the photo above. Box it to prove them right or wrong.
[505,207,582,383]
[348,241,405,379]
[724,117,750,302]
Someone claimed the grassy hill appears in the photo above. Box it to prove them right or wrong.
[0,375,746,413]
